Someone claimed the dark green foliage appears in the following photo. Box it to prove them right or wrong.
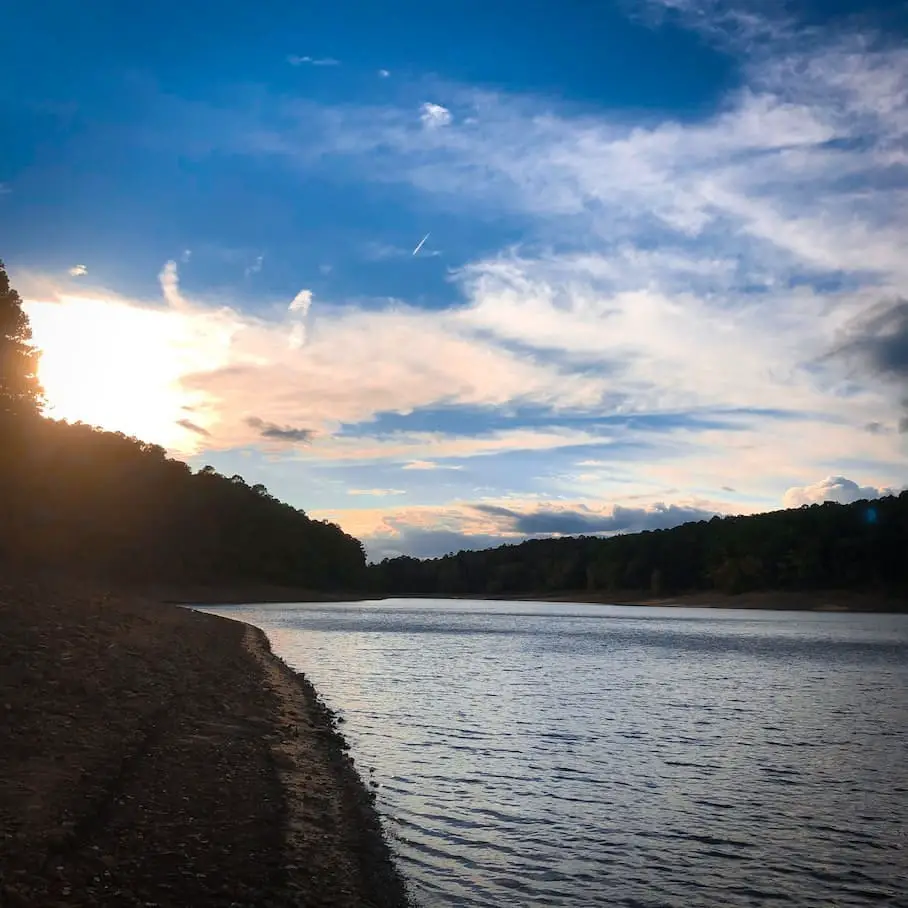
[367,496,908,606]
[0,261,43,418]
[0,418,365,587]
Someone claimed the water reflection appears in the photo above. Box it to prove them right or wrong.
[203,600,908,908]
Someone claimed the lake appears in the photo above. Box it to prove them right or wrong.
[202,599,908,907]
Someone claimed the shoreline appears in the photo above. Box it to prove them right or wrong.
[476,588,906,612]
[239,619,412,907]
[355,589,905,613]
[0,579,411,907]
[156,582,904,613]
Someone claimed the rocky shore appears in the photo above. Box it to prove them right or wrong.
[0,579,411,907]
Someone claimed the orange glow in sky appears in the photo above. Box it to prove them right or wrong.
[24,295,221,452]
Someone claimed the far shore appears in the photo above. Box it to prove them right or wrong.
[148,582,379,605]
[477,588,906,612]
[157,582,906,613]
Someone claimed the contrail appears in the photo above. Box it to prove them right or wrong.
[412,232,430,256]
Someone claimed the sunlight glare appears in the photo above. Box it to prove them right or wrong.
[24,294,227,451]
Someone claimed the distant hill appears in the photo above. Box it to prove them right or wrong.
[367,495,908,608]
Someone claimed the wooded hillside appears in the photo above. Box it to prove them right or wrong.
[0,261,364,589]
[367,494,908,605]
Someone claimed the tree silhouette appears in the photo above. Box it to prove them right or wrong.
[0,262,365,590]
[0,261,43,419]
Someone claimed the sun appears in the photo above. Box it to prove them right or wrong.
[24,294,222,451]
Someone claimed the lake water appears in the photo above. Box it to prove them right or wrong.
[203,599,908,907]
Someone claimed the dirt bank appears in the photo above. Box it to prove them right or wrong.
[0,579,411,907]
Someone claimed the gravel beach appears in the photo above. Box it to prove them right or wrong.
[0,579,411,907]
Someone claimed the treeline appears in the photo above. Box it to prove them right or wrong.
[0,262,364,589]
[0,417,366,587]
[367,494,908,604]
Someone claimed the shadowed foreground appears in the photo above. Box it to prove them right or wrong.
[0,580,410,907]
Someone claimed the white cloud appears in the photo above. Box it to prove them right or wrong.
[782,476,897,508]
[287,55,340,67]
[241,20,908,436]
[378,69,390,78]
[68,264,87,277]
[419,102,452,129]
[402,460,464,471]
[272,36,907,304]
[454,258,845,416]
[25,264,611,455]
[313,427,612,464]
[288,288,312,314]
[348,488,406,496]
[158,260,188,311]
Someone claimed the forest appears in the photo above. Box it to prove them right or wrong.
[366,493,908,603]
[0,262,365,589]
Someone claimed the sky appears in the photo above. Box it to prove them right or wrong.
[2,0,908,560]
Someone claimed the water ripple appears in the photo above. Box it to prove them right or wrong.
[204,600,908,908]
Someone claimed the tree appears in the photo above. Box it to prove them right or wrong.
[0,261,43,418]
[365,496,908,607]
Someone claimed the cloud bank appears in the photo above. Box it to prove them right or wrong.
[473,501,718,535]
[782,476,897,508]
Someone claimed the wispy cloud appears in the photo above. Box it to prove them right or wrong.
[636,0,794,48]
[287,54,340,67]
[402,460,464,471]
[244,254,263,277]
[378,69,391,78]
[241,16,908,445]
[245,416,314,444]
[68,264,87,277]
[177,418,211,437]
[348,488,407,497]
[314,428,617,464]
[360,241,414,261]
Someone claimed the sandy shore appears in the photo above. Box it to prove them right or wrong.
[0,579,411,907]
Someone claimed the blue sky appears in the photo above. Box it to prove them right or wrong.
[3,0,908,559]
